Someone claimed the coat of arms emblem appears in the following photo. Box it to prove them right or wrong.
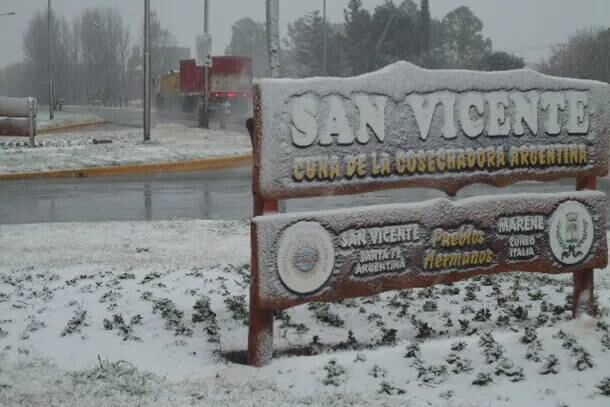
[549,201,594,265]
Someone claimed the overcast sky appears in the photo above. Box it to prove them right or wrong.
[1,0,609,68]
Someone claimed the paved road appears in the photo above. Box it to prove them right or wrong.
[156,112,249,134]
[1,165,605,225]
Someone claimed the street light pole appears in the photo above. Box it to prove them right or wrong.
[143,0,151,141]
[48,0,54,120]
[202,0,210,129]
[266,0,280,78]
[323,0,327,76]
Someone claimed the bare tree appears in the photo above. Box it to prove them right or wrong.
[21,6,130,106]
[79,7,131,106]
[538,27,610,83]
[0,63,30,97]
[149,11,178,79]
[23,10,74,103]
[225,18,270,78]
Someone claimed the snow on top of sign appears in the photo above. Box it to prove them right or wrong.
[254,190,605,226]
[257,61,607,102]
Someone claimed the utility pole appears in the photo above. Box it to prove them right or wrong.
[200,0,210,129]
[323,0,327,76]
[266,0,280,78]
[48,0,54,120]
[143,0,151,141]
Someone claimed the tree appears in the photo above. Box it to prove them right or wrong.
[149,11,177,80]
[0,63,30,97]
[369,0,422,69]
[424,18,451,68]
[479,51,524,71]
[21,6,130,106]
[23,9,75,103]
[281,1,507,74]
[420,0,431,54]
[440,6,492,68]
[284,11,346,77]
[342,0,374,75]
[79,7,131,106]
[225,18,269,78]
[128,10,177,83]
[65,17,83,103]
[538,28,610,83]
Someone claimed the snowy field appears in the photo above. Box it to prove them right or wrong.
[37,109,107,132]
[0,123,251,174]
[1,220,609,406]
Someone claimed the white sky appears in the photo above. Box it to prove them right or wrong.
[1,0,609,68]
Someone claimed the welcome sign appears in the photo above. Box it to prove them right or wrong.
[248,63,610,367]
[254,62,610,198]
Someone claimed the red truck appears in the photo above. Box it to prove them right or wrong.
[156,56,253,119]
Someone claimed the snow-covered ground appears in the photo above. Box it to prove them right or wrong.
[1,220,609,406]
[0,123,251,174]
[37,109,106,132]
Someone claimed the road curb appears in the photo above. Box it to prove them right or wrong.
[0,154,252,181]
[38,120,109,134]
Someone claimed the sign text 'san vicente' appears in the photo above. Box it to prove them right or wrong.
[254,63,610,198]
[253,192,607,309]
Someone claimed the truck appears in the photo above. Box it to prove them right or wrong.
[156,56,253,121]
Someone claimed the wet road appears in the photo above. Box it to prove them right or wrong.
[1,166,607,225]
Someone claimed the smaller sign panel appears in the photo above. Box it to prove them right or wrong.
[253,192,607,309]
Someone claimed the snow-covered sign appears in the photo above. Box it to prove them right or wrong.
[253,192,607,309]
[248,62,610,367]
[253,62,610,198]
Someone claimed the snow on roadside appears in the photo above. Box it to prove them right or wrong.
[0,123,251,174]
[37,109,106,132]
[1,220,609,406]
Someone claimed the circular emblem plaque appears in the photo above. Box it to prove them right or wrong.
[549,201,594,265]
[277,222,335,294]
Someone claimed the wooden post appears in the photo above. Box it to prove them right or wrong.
[573,175,597,317]
[247,93,277,366]
[248,195,277,366]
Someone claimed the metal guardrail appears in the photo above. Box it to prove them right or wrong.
[0,96,37,146]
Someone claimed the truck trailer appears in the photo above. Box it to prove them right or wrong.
[156,56,253,121]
